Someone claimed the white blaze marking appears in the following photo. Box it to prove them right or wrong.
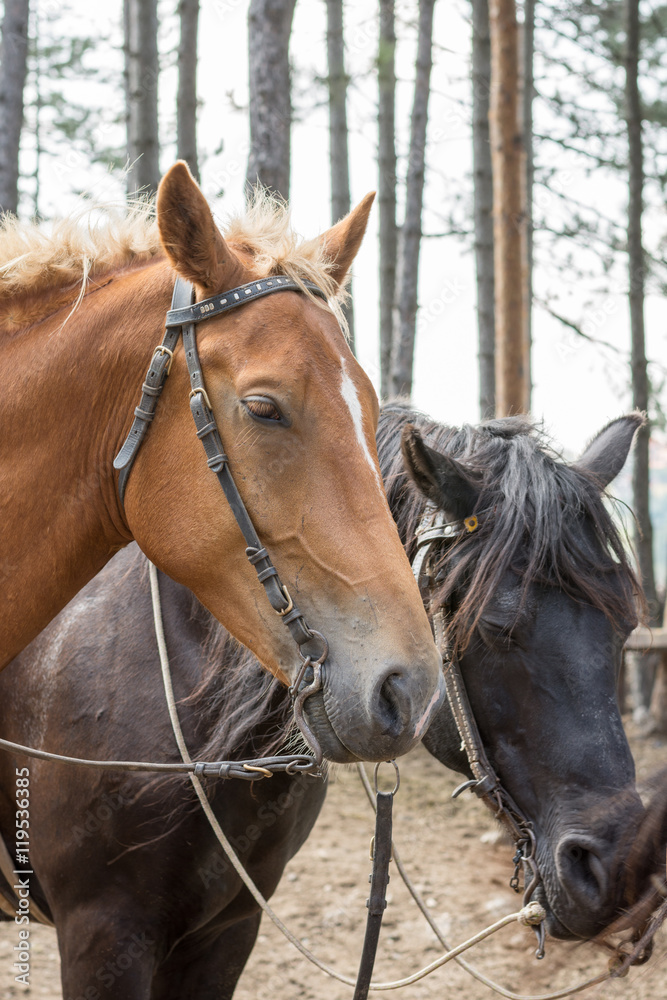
[340,358,384,493]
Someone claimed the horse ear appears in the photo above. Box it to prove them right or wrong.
[573,413,645,488]
[315,192,375,288]
[157,161,238,294]
[402,425,479,520]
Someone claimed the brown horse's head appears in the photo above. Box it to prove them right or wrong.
[122,162,444,763]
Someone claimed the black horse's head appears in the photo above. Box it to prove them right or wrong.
[378,404,645,942]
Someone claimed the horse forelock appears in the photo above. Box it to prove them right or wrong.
[378,403,643,651]
[0,189,348,336]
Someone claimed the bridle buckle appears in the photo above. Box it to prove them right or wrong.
[189,386,212,410]
[154,344,175,375]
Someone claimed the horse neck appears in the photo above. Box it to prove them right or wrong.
[0,259,173,667]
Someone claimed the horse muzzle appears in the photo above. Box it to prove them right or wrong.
[531,794,645,940]
[294,657,446,764]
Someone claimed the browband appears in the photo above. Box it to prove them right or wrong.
[166,275,328,327]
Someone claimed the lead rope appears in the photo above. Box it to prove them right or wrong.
[149,562,555,992]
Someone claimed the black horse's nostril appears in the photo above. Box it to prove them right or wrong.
[556,836,609,908]
[376,671,409,739]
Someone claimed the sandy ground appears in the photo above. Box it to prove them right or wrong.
[0,724,665,1000]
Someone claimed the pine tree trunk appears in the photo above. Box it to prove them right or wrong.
[624,0,660,722]
[246,0,296,200]
[378,0,397,397]
[326,0,355,351]
[177,0,200,182]
[0,0,30,216]
[471,0,495,419]
[124,0,160,199]
[391,0,435,399]
[522,0,534,411]
[489,0,528,416]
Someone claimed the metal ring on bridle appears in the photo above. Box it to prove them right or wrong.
[373,760,400,796]
[298,629,329,668]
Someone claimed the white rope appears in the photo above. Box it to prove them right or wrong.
[149,560,600,992]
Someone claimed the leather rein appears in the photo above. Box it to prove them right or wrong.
[412,504,547,959]
[114,273,334,768]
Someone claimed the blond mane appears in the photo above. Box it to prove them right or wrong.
[0,190,348,333]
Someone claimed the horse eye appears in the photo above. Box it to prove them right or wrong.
[243,397,282,422]
[478,619,515,650]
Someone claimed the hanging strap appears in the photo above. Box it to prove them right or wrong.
[353,789,395,1000]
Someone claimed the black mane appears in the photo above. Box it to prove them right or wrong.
[183,616,295,765]
[377,402,643,649]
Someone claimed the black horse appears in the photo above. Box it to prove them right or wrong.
[0,406,653,998]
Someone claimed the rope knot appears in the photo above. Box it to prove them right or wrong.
[517,902,547,927]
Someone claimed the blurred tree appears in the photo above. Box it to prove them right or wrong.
[489,0,529,416]
[0,0,30,215]
[124,0,160,198]
[391,0,436,399]
[326,0,355,350]
[177,0,200,182]
[625,0,658,624]
[522,0,534,409]
[246,0,296,200]
[378,0,397,396]
[471,0,495,418]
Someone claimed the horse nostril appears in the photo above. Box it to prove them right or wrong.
[557,836,609,905]
[376,671,406,739]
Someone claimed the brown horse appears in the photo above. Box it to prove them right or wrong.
[0,162,443,762]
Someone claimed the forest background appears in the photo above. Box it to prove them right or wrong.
[1,0,667,723]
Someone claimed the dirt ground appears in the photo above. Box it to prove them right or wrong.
[0,723,665,1000]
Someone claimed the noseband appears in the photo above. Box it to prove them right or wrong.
[413,504,546,959]
[113,275,331,762]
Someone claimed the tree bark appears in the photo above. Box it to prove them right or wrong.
[625,0,657,619]
[378,0,397,397]
[246,0,296,200]
[471,0,495,419]
[624,0,660,724]
[326,0,355,351]
[124,0,160,199]
[177,0,200,182]
[489,0,528,416]
[521,0,534,411]
[0,0,30,216]
[391,0,435,399]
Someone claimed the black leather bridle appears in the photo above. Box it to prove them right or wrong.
[412,505,546,959]
[113,275,332,762]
